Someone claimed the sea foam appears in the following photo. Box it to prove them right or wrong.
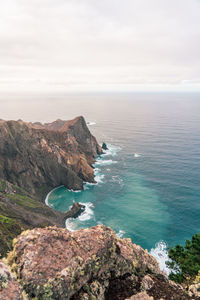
[116,230,125,238]
[44,185,64,207]
[65,202,94,231]
[150,241,171,275]
[94,159,117,166]
[87,121,96,126]
[103,144,121,157]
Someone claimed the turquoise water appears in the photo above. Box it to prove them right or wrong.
[43,93,200,272]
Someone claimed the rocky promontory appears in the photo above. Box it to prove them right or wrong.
[0,116,102,257]
[0,225,196,300]
[0,116,102,197]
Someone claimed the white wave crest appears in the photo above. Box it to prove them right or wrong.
[44,185,64,206]
[78,202,94,221]
[94,168,105,183]
[134,153,141,158]
[116,230,125,238]
[87,121,96,126]
[65,218,77,231]
[111,175,124,186]
[103,144,121,157]
[95,159,117,166]
[150,241,171,275]
[65,202,94,231]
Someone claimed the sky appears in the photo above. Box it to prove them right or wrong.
[0,0,200,93]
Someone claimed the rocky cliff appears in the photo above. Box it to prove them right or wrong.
[0,116,102,257]
[0,116,102,197]
[0,225,197,300]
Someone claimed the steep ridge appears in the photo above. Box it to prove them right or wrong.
[1,225,196,300]
[0,116,102,197]
[0,116,102,257]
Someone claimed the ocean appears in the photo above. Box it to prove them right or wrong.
[2,92,200,273]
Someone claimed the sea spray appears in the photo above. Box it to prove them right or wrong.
[65,202,94,231]
[150,241,171,275]
[116,230,125,238]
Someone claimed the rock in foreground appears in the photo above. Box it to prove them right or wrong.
[6,225,193,300]
[0,260,23,300]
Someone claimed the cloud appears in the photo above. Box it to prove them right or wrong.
[0,0,200,92]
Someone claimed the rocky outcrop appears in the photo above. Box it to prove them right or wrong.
[102,142,108,151]
[65,202,85,220]
[0,116,102,197]
[0,116,102,258]
[4,225,194,300]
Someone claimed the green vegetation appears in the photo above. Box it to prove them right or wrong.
[0,214,22,257]
[167,233,200,283]
[0,215,18,229]
[0,180,6,192]
[8,193,41,208]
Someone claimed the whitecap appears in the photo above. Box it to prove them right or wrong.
[65,218,77,232]
[67,188,82,193]
[116,230,125,238]
[65,202,95,231]
[94,168,105,183]
[111,175,123,185]
[78,202,94,221]
[150,241,171,275]
[134,153,141,158]
[87,121,96,126]
[94,159,117,166]
[103,144,121,157]
[45,185,64,206]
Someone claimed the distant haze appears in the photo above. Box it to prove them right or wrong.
[0,0,200,93]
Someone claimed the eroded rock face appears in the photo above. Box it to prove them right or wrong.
[6,225,194,300]
[0,116,102,197]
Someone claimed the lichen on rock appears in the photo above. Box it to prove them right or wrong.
[4,224,194,300]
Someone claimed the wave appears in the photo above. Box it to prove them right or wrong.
[95,159,117,166]
[94,168,105,183]
[116,230,125,238]
[87,121,96,126]
[150,241,171,275]
[111,175,124,186]
[134,153,141,158]
[65,202,94,231]
[65,218,76,232]
[68,189,82,193]
[44,185,64,207]
[103,144,121,157]
[78,202,94,221]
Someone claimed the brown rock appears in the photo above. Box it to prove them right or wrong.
[126,291,154,300]
[3,225,197,300]
[0,260,23,300]
[7,225,160,300]
[141,275,154,291]
[65,202,85,219]
[0,116,102,197]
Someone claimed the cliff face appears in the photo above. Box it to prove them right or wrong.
[1,225,195,300]
[0,116,102,196]
[0,116,102,257]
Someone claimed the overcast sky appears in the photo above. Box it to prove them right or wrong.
[0,0,200,93]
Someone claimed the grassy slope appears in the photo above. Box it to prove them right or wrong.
[0,179,65,258]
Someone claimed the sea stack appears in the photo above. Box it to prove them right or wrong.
[102,142,108,150]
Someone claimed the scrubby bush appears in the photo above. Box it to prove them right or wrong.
[167,233,200,283]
